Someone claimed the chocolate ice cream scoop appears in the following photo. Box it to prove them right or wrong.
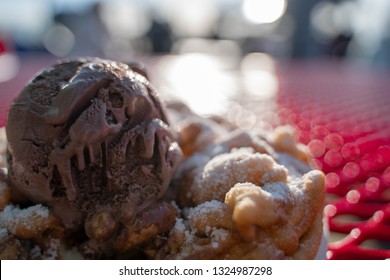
[6,58,182,256]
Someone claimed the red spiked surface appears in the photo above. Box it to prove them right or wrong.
[278,61,390,260]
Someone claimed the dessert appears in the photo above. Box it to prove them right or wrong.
[3,58,182,258]
[0,57,325,259]
[150,115,325,259]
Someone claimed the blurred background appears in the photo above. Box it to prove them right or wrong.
[1,0,390,116]
[1,0,390,64]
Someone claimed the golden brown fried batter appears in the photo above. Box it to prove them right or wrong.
[157,119,325,259]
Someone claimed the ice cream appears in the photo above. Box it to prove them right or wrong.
[5,57,182,257]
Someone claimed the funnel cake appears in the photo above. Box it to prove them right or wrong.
[151,116,326,259]
[0,58,325,259]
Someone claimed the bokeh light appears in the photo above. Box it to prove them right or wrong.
[324,149,343,167]
[341,143,360,160]
[99,0,150,39]
[240,52,278,99]
[308,139,326,157]
[43,24,75,57]
[0,53,19,83]
[242,0,287,24]
[325,172,340,189]
[324,133,344,150]
[346,190,361,204]
[343,162,360,178]
[365,177,380,192]
[157,53,237,116]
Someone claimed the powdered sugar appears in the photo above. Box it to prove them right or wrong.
[173,217,186,232]
[0,204,50,233]
[204,148,287,187]
[262,182,290,201]
[188,200,225,219]
[30,239,60,260]
[210,228,229,243]
[0,227,7,238]
[188,200,227,228]
[191,148,289,204]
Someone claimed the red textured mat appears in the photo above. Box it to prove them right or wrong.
[278,61,390,260]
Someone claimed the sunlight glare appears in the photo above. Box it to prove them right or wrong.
[158,54,236,116]
[242,0,287,24]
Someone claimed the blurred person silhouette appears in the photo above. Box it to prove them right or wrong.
[285,0,324,58]
[286,0,357,59]
[146,16,173,53]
